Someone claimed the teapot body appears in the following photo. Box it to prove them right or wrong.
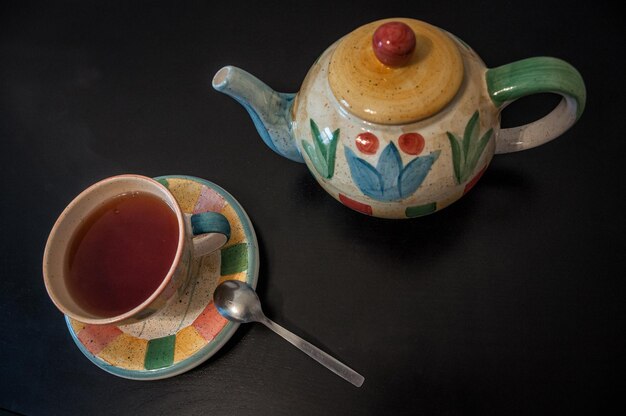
[292,37,498,218]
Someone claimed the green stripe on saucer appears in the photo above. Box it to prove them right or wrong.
[221,243,248,275]
[145,335,175,370]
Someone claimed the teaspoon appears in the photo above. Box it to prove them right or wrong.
[213,279,365,387]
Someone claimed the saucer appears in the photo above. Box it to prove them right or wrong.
[66,175,259,380]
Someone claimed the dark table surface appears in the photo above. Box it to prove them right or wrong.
[1,1,624,415]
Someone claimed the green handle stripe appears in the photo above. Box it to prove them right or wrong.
[486,57,586,120]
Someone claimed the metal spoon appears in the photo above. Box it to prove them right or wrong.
[213,280,365,387]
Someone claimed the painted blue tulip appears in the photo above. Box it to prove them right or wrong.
[345,142,440,202]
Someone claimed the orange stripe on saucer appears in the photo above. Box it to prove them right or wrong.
[98,334,148,370]
[191,302,228,342]
[174,326,208,363]
[78,325,123,355]
[221,204,246,247]
[166,178,203,213]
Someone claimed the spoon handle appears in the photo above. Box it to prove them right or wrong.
[260,317,365,387]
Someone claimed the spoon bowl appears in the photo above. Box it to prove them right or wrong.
[214,279,263,323]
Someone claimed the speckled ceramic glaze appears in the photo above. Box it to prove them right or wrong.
[292,20,496,218]
[213,17,586,219]
[65,176,259,380]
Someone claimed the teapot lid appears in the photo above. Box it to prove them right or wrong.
[328,18,463,125]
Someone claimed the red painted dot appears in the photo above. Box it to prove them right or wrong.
[356,132,379,155]
[398,133,425,155]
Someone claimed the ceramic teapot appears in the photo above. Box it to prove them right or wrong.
[212,18,585,219]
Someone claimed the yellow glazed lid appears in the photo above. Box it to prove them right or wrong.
[328,18,464,125]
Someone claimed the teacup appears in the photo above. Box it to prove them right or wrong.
[43,174,231,326]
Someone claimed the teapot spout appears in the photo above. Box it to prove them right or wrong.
[212,66,304,163]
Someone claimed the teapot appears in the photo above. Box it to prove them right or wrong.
[212,18,585,219]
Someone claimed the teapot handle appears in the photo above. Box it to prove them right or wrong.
[486,57,586,154]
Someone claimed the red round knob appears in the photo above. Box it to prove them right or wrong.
[372,21,416,67]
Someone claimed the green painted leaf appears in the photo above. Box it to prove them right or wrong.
[465,128,493,182]
[463,111,480,163]
[325,128,340,178]
[302,140,317,164]
[310,119,327,159]
[448,111,493,184]
[315,144,328,178]
[304,119,339,179]
[447,132,463,184]
[302,140,328,178]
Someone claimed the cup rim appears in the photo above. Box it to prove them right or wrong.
[42,174,186,325]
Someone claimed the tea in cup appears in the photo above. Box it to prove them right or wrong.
[43,174,231,325]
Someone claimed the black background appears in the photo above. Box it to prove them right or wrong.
[1,1,624,415]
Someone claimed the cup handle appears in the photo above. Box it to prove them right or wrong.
[486,57,586,154]
[188,212,231,258]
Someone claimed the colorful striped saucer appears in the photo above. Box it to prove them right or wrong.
[66,175,259,380]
